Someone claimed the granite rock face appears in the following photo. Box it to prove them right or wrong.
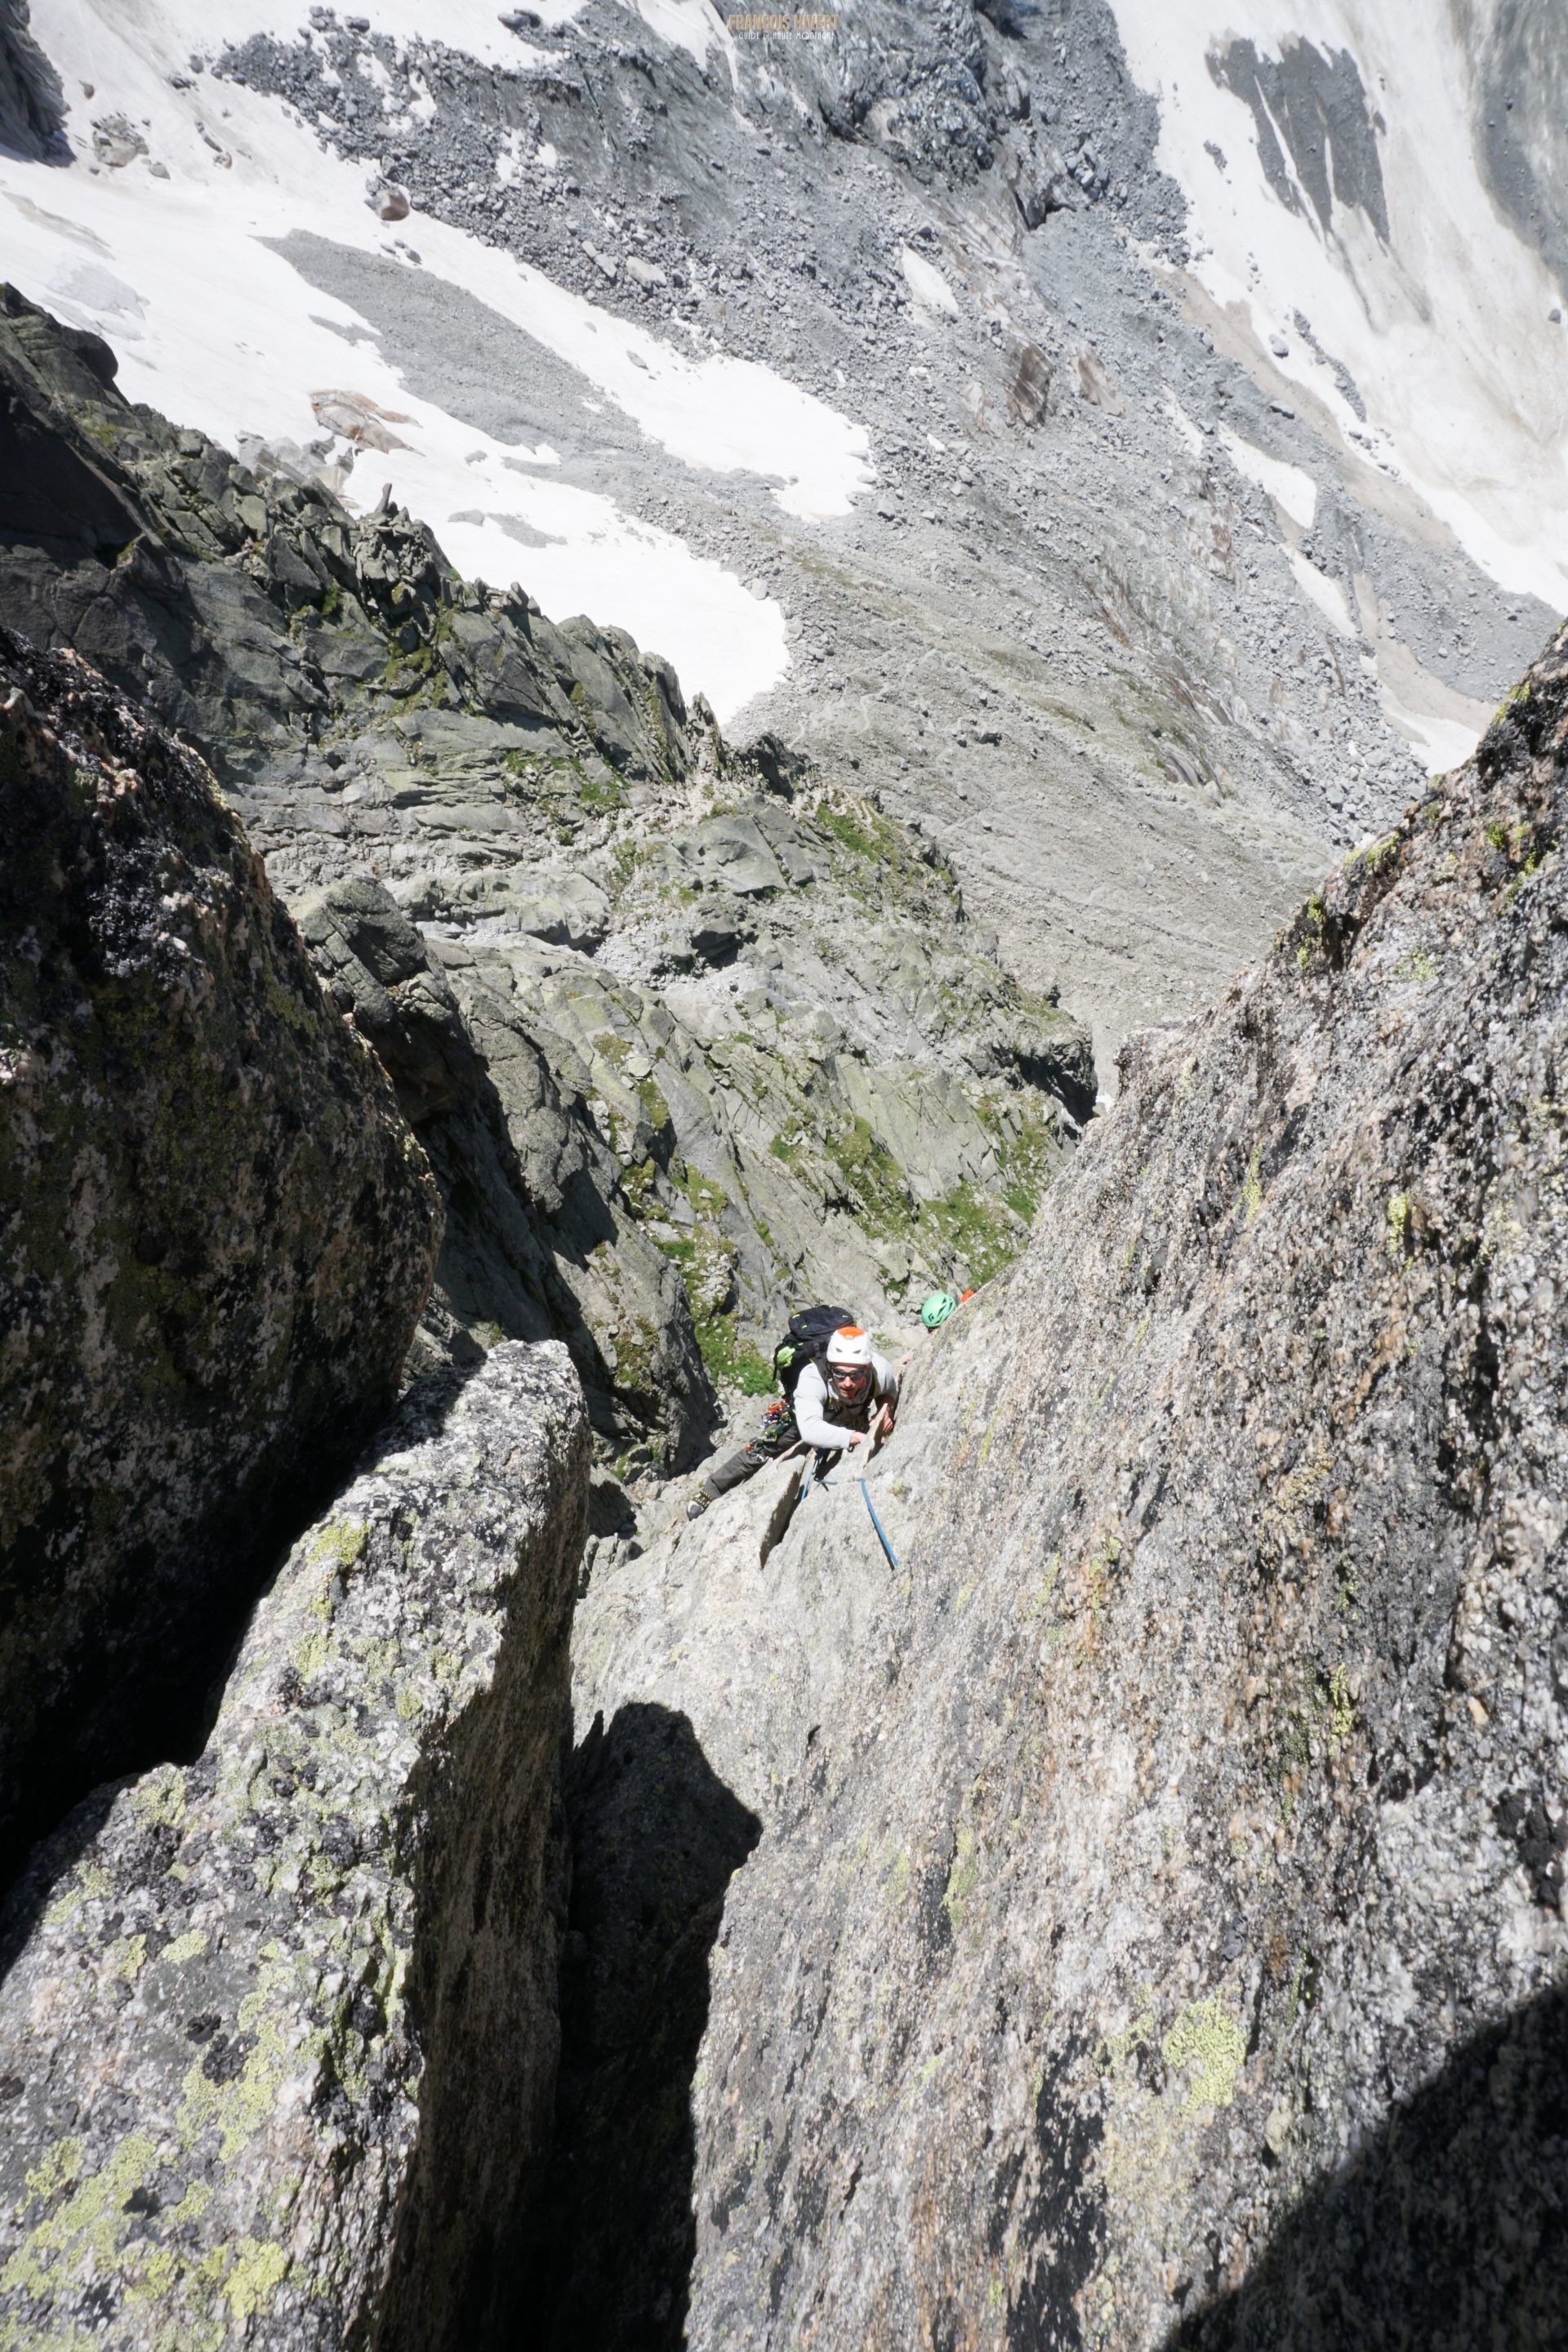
[0,629,440,1884]
[566,628,1568,2346]
[541,1459,878,2350]
[0,1342,587,2352]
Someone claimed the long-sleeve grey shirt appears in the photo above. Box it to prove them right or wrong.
[792,1354,899,1450]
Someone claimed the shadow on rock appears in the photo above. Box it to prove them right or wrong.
[519,1701,761,2352]
[1165,1978,1568,2350]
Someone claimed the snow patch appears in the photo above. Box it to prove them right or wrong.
[633,0,734,76]
[900,245,960,320]
[1220,426,1318,530]
[1286,546,1356,637]
[3,0,871,716]
[1161,384,1205,458]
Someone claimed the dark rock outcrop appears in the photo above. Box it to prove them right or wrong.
[570,629,1568,2343]
[0,281,702,804]
[0,1341,587,2352]
[0,0,65,163]
[0,629,440,1885]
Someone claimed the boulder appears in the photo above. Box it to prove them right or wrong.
[0,1341,588,2352]
[678,813,786,897]
[0,633,441,1881]
[1003,126,1085,226]
[293,876,482,1125]
[90,114,146,170]
[395,866,611,954]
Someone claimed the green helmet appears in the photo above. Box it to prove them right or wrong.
[920,1290,958,1330]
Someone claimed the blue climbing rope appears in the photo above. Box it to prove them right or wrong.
[858,1478,899,1570]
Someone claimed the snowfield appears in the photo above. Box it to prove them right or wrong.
[2,0,870,719]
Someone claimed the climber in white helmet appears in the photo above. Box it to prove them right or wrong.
[792,1325,899,1459]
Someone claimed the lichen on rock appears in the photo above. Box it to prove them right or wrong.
[0,1341,587,2352]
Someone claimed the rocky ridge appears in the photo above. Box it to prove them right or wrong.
[0,7,1562,2339]
[0,286,1093,1478]
[561,623,1568,2345]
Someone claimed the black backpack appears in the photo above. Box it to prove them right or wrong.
[773,1304,855,1400]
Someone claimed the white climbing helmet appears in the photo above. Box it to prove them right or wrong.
[826,1325,874,1367]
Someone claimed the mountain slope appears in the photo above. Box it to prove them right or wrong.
[0,4,1565,2341]
[4,0,1562,1058]
[0,287,1092,1468]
